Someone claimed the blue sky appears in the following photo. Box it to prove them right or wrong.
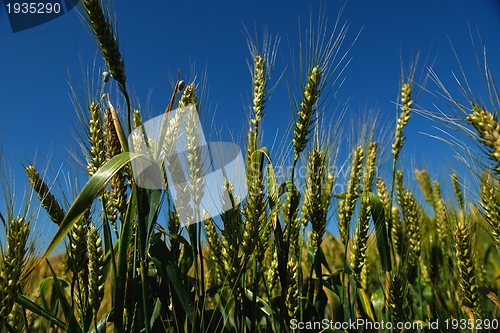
[1,1,500,246]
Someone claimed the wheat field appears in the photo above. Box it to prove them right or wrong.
[1,1,500,332]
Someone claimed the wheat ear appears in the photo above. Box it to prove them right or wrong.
[292,66,322,161]
[0,216,30,328]
[338,145,364,245]
[455,221,483,318]
[25,165,65,225]
[88,225,105,324]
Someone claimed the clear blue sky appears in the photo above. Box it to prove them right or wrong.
[1,1,500,247]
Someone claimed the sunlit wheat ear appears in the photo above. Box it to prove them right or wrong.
[88,225,105,324]
[415,169,434,207]
[25,165,65,225]
[103,106,125,233]
[479,172,500,248]
[242,50,270,263]
[401,191,421,266]
[0,216,30,327]
[286,257,299,318]
[81,0,126,89]
[432,180,449,246]
[265,243,279,293]
[392,82,413,162]
[178,82,198,109]
[467,105,500,173]
[362,142,378,192]
[391,206,405,262]
[204,215,222,282]
[387,271,405,323]
[455,221,483,318]
[252,54,266,127]
[395,169,405,209]
[7,303,24,331]
[182,93,204,227]
[103,107,120,233]
[451,172,465,211]
[338,145,364,245]
[292,66,322,161]
[131,109,147,153]
[87,102,106,177]
[219,179,243,290]
[68,209,90,305]
[376,177,390,229]
[350,193,371,285]
[302,148,333,253]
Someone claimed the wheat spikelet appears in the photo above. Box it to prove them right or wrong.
[432,181,448,246]
[479,172,500,248]
[68,209,91,310]
[415,169,434,207]
[185,102,205,222]
[81,0,126,88]
[267,245,280,294]
[88,225,105,323]
[87,102,106,177]
[338,145,364,245]
[0,216,29,328]
[7,302,24,331]
[252,54,266,127]
[387,272,405,323]
[391,206,405,262]
[25,165,65,225]
[304,160,334,254]
[467,105,500,172]
[362,142,378,192]
[376,177,390,230]
[242,51,270,263]
[178,82,197,109]
[103,105,127,229]
[219,180,243,293]
[292,66,322,160]
[454,221,483,318]
[451,173,465,210]
[395,169,405,209]
[402,191,421,265]
[350,193,372,284]
[204,216,222,282]
[131,109,147,153]
[286,257,299,318]
[392,82,412,161]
